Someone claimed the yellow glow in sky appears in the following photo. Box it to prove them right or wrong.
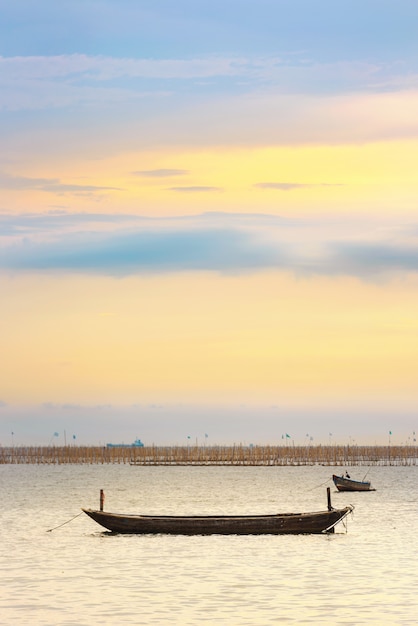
[2,271,418,410]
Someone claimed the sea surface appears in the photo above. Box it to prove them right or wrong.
[1,464,417,625]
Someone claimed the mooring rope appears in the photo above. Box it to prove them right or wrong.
[342,506,354,532]
[306,476,332,491]
[362,467,372,481]
[46,511,84,532]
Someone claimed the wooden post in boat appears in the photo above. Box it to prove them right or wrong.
[100,489,105,511]
[327,486,332,510]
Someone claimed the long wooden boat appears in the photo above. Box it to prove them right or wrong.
[332,474,375,492]
[82,489,353,535]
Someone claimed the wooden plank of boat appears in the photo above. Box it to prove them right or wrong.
[332,474,375,492]
[82,489,353,535]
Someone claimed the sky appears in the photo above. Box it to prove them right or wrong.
[1,1,418,446]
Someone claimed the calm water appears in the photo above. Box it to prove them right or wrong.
[1,464,417,625]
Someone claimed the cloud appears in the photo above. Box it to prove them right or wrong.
[325,242,418,276]
[42,402,113,411]
[0,54,250,82]
[1,210,418,280]
[1,54,416,95]
[133,169,189,177]
[0,172,121,195]
[0,228,278,274]
[254,182,343,191]
[2,59,418,158]
[0,54,259,113]
[2,53,418,124]
[168,186,223,193]
[0,210,150,237]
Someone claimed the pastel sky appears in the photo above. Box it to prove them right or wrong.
[1,1,418,446]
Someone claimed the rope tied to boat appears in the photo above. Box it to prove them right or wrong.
[341,505,354,532]
[307,477,332,491]
[46,511,84,532]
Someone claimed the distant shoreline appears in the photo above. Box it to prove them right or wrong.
[1,444,416,466]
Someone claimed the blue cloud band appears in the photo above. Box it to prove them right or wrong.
[1,211,417,279]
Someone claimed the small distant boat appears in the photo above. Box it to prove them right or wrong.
[106,438,144,448]
[82,489,353,535]
[332,474,375,492]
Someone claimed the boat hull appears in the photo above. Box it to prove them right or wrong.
[332,474,375,492]
[82,506,353,535]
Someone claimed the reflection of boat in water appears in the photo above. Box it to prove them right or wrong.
[82,489,354,535]
[332,474,375,492]
[106,438,144,448]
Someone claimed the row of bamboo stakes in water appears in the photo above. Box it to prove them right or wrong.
[0,444,417,465]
